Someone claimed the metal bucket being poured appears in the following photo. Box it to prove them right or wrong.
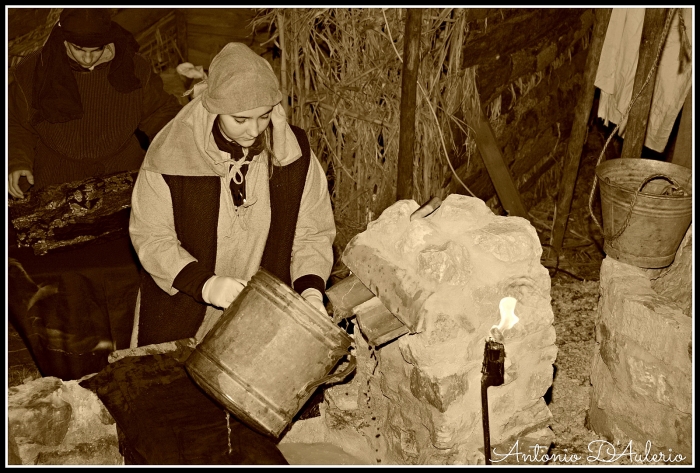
[186,268,356,438]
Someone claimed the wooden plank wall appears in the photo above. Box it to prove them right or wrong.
[112,8,171,37]
[442,8,595,212]
[184,8,268,70]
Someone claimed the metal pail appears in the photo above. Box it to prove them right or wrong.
[186,268,355,437]
[596,159,692,268]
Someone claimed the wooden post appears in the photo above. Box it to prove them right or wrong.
[550,8,612,254]
[669,86,692,169]
[175,9,188,63]
[278,12,289,117]
[396,8,422,201]
[620,8,669,160]
[463,101,529,219]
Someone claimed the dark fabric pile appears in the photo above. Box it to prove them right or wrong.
[80,346,288,465]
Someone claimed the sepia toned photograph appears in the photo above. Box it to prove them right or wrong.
[6,6,693,466]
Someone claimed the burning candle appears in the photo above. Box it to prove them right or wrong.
[489,296,519,342]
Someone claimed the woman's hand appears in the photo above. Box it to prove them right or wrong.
[8,169,34,199]
[202,275,247,309]
[271,102,287,160]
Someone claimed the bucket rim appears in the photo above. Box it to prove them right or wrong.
[249,268,353,345]
[596,160,693,199]
[598,178,693,200]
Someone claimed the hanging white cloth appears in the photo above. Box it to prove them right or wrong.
[595,8,693,152]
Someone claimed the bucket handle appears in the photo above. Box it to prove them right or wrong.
[637,173,686,196]
[604,173,686,245]
[302,349,357,395]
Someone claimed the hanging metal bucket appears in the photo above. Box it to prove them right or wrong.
[596,159,692,268]
[185,268,355,438]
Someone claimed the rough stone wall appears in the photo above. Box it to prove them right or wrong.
[649,226,693,317]
[446,8,595,211]
[281,194,557,464]
[589,237,693,461]
[8,376,122,465]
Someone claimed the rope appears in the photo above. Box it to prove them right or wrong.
[588,8,677,233]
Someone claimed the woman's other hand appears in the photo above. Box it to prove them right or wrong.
[8,169,34,199]
[202,275,247,309]
[301,288,327,315]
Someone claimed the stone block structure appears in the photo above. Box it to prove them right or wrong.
[589,226,693,462]
[282,194,558,464]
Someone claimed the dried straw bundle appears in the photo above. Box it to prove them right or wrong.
[252,8,482,249]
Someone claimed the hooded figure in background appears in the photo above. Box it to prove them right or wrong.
[129,42,336,347]
[8,8,182,198]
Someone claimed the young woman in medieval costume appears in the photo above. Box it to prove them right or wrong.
[122,43,334,465]
[8,8,182,199]
[128,42,335,348]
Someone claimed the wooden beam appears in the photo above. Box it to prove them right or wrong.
[463,100,529,219]
[397,8,422,201]
[550,8,612,253]
[620,8,669,160]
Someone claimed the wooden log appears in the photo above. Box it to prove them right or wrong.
[396,8,422,201]
[353,297,409,347]
[463,99,529,219]
[326,273,375,323]
[620,8,669,160]
[8,170,139,256]
[550,8,612,253]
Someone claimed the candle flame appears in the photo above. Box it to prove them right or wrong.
[489,297,519,341]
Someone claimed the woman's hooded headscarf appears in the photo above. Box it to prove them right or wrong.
[31,8,142,125]
[199,42,283,115]
[144,42,285,177]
